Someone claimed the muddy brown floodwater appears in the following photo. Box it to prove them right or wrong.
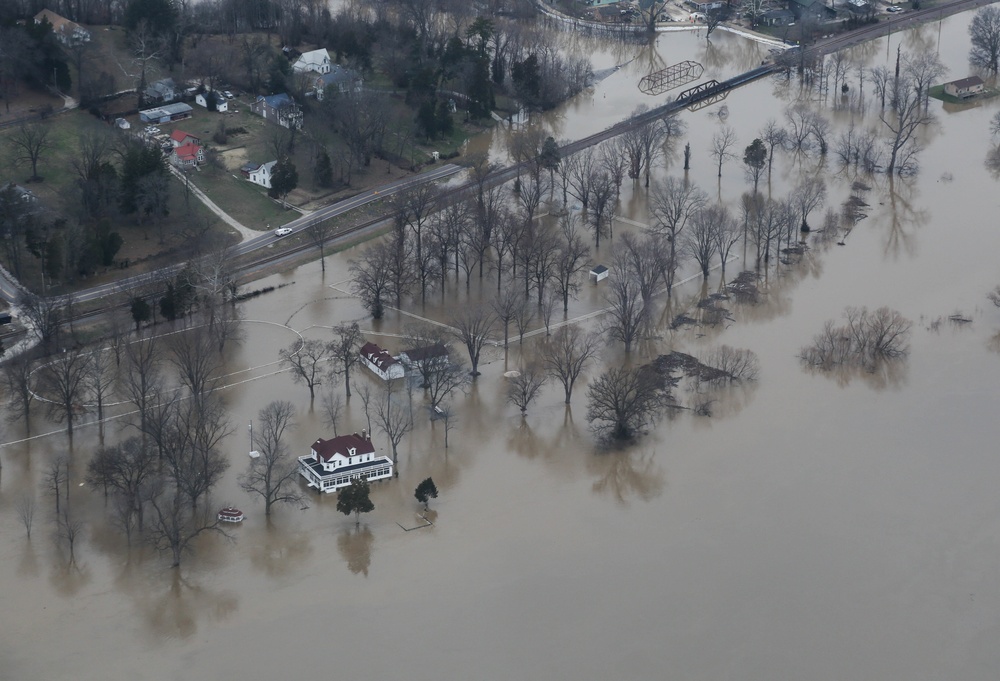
[4,12,1000,681]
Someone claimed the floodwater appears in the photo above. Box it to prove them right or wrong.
[5,12,1000,681]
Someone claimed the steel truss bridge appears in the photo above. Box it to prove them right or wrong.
[638,60,704,96]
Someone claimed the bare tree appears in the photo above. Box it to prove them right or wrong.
[322,387,343,436]
[650,177,706,295]
[8,122,52,182]
[330,322,363,397]
[760,118,787,178]
[784,104,813,151]
[686,204,722,279]
[450,304,496,377]
[880,76,932,175]
[712,206,741,278]
[376,387,412,473]
[56,506,84,565]
[970,6,1000,73]
[85,347,117,437]
[542,326,600,404]
[793,176,827,230]
[147,478,226,568]
[710,125,738,178]
[2,354,36,435]
[120,336,163,439]
[870,65,891,111]
[351,240,397,320]
[43,456,69,515]
[240,400,305,516]
[40,348,89,442]
[507,364,547,416]
[802,306,912,369]
[16,494,36,539]
[392,184,440,303]
[161,394,232,511]
[603,258,646,353]
[280,338,332,401]
[86,436,157,533]
[552,216,591,312]
[491,285,522,349]
[169,325,223,407]
[703,345,760,382]
[586,366,668,441]
[18,291,64,353]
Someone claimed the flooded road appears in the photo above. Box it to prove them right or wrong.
[4,11,1000,681]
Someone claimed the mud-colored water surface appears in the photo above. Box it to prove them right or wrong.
[4,12,1000,681]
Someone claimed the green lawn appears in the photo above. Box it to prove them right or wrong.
[190,168,291,230]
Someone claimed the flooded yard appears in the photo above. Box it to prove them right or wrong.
[4,11,1000,681]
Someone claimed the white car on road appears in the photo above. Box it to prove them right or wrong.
[274,227,293,237]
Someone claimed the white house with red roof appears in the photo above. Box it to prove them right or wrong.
[360,341,405,380]
[169,129,200,147]
[297,431,393,493]
[170,143,205,168]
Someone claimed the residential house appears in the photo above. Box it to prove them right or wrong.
[398,343,450,374]
[195,91,228,112]
[944,76,985,99]
[297,431,394,493]
[169,129,200,148]
[360,342,405,381]
[685,0,724,12]
[144,78,178,105]
[251,93,303,130]
[33,9,90,45]
[788,0,830,21]
[170,143,205,168]
[311,65,363,100]
[139,102,193,124]
[758,8,796,25]
[240,160,276,188]
[292,48,332,75]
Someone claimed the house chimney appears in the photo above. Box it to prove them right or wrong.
[361,428,367,440]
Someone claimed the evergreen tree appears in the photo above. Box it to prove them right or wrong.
[314,149,333,188]
[269,157,298,200]
[414,477,438,510]
[337,478,375,527]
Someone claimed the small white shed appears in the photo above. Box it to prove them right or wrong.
[590,265,609,283]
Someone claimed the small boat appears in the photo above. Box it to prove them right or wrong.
[217,507,245,523]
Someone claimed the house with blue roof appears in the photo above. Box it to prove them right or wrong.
[250,93,303,130]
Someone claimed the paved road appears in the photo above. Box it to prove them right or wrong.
[0,163,462,306]
[2,0,994,310]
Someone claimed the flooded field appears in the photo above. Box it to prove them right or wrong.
[4,11,1000,681]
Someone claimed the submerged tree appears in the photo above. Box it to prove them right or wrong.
[970,6,1000,73]
[506,363,547,416]
[542,326,600,404]
[279,338,331,401]
[585,366,669,441]
[801,306,912,370]
[239,400,304,517]
[414,477,438,511]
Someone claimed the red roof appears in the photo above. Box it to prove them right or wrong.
[173,142,201,161]
[312,433,374,462]
[170,129,198,143]
[360,341,398,370]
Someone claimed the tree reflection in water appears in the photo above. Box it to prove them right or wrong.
[588,448,665,505]
[338,526,374,577]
